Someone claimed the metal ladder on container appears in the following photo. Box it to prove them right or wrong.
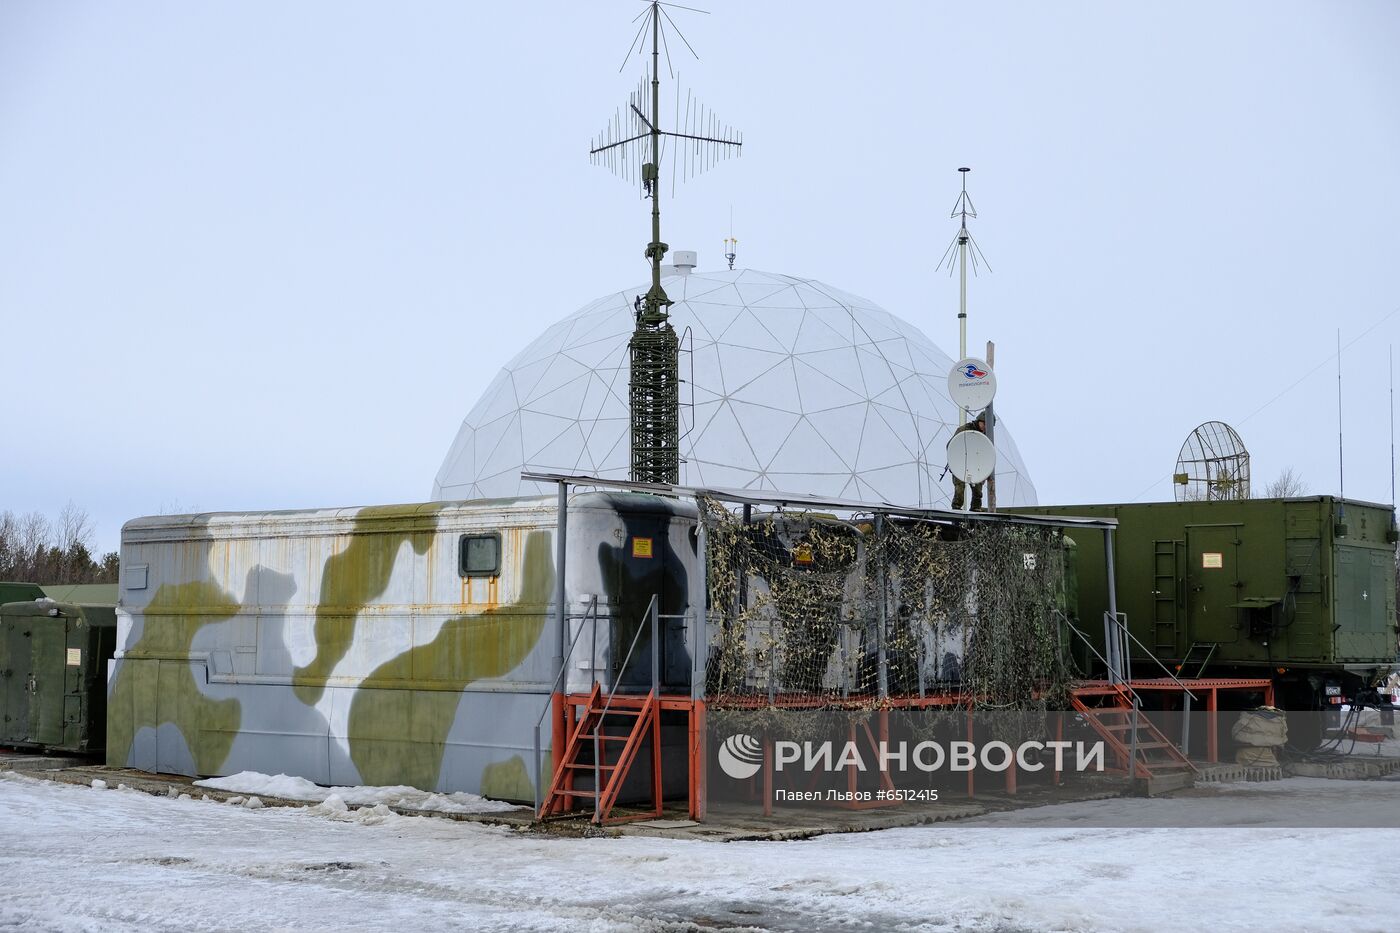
[1178,642,1217,679]
[1151,539,1180,654]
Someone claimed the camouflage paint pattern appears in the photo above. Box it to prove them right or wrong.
[108,493,699,801]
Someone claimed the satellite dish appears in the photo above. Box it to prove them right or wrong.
[1173,421,1251,501]
[947,430,996,485]
[947,358,996,412]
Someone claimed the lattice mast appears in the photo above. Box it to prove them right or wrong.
[590,1,742,483]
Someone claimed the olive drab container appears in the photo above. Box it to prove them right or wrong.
[0,598,117,753]
[1015,496,1398,705]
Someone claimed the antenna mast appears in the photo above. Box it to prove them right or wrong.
[590,1,742,484]
[938,167,991,420]
[1337,329,1346,526]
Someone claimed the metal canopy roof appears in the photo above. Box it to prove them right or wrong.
[521,471,1117,531]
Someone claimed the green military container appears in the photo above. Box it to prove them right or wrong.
[1013,497,1398,705]
[0,598,117,753]
[0,582,46,605]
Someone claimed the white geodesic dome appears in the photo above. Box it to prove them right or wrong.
[432,269,1038,507]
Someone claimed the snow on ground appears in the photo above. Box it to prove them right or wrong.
[192,770,521,814]
[2,770,1399,933]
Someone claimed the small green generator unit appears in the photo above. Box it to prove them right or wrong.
[0,598,117,754]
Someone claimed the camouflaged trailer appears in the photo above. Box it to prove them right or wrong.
[108,492,702,802]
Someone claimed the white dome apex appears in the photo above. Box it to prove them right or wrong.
[433,268,1037,507]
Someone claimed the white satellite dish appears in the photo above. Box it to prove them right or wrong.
[947,358,997,412]
[946,430,996,485]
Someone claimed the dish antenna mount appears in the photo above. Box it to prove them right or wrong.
[1173,421,1251,501]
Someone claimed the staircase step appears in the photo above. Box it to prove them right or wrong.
[568,731,632,742]
[542,689,663,826]
[1140,771,1195,796]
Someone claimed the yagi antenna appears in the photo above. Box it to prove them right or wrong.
[589,1,744,485]
[590,39,743,195]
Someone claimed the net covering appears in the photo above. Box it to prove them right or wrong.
[701,497,1073,712]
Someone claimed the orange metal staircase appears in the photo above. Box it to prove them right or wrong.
[1070,682,1198,794]
[538,684,663,824]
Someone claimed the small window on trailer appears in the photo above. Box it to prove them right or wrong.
[459,533,502,577]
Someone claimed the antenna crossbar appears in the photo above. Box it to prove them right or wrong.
[590,132,650,156]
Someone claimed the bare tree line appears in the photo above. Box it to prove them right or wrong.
[0,503,118,585]
[1261,467,1307,498]
[1178,466,1307,501]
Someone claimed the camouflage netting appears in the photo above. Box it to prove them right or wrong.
[701,497,1073,712]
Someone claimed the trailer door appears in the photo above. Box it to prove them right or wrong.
[605,512,691,694]
[1186,525,1241,645]
[28,618,66,746]
[1334,546,1395,661]
[1,614,30,744]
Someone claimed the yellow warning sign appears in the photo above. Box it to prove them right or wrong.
[632,537,654,559]
[794,543,814,565]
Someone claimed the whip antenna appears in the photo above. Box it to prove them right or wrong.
[1337,329,1347,531]
[937,167,992,422]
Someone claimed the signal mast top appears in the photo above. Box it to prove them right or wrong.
[589,1,742,484]
[938,167,991,364]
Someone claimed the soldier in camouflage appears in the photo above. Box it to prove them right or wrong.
[950,410,989,512]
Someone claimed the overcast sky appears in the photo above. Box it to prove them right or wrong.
[3,1,1398,555]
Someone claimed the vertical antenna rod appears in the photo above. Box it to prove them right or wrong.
[1391,345,1396,511]
[956,167,972,362]
[1337,329,1346,524]
[938,167,991,422]
[642,6,666,323]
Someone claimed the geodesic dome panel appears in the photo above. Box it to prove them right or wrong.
[432,269,1037,508]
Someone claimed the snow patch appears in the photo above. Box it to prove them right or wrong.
[193,770,519,814]
[4,772,1400,931]
[90,779,106,790]
[305,794,397,825]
